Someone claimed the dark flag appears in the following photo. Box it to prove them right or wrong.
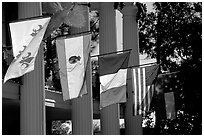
[154,71,183,119]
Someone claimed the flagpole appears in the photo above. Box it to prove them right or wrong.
[53,30,92,41]
[128,62,158,69]
[91,49,132,58]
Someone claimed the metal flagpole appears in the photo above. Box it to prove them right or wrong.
[91,49,132,58]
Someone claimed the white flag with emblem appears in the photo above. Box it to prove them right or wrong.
[4,17,51,83]
[56,33,91,100]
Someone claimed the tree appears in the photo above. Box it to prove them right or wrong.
[139,2,202,72]
[139,2,202,134]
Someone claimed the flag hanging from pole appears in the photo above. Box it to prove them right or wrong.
[56,33,91,101]
[155,72,182,120]
[99,51,130,108]
[4,17,51,83]
[132,64,159,116]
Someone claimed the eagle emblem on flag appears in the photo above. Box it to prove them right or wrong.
[67,55,82,72]
[69,56,81,64]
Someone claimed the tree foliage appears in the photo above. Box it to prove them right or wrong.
[139,2,202,72]
[139,2,202,134]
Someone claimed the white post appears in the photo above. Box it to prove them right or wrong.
[122,2,143,135]
[99,2,120,135]
[69,3,93,135]
[18,2,46,135]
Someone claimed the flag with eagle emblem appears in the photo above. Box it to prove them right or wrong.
[56,33,91,100]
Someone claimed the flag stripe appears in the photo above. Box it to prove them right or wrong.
[145,85,153,112]
[100,69,127,94]
[56,39,70,100]
[100,85,126,108]
[132,68,137,115]
[148,85,153,110]
[78,34,90,96]
[99,52,130,76]
[138,68,141,110]
[142,68,146,114]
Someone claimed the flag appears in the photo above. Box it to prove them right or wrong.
[99,51,130,108]
[132,64,159,116]
[56,33,91,101]
[4,17,51,83]
[155,72,182,119]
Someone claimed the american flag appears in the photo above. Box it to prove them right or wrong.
[132,64,159,116]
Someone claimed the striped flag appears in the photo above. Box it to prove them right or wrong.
[132,64,159,116]
[4,17,51,83]
[99,51,130,108]
[56,33,91,100]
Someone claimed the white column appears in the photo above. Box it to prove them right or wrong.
[69,3,93,135]
[122,2,143,135]
[18,2,46,135]
[99,2,120,135]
